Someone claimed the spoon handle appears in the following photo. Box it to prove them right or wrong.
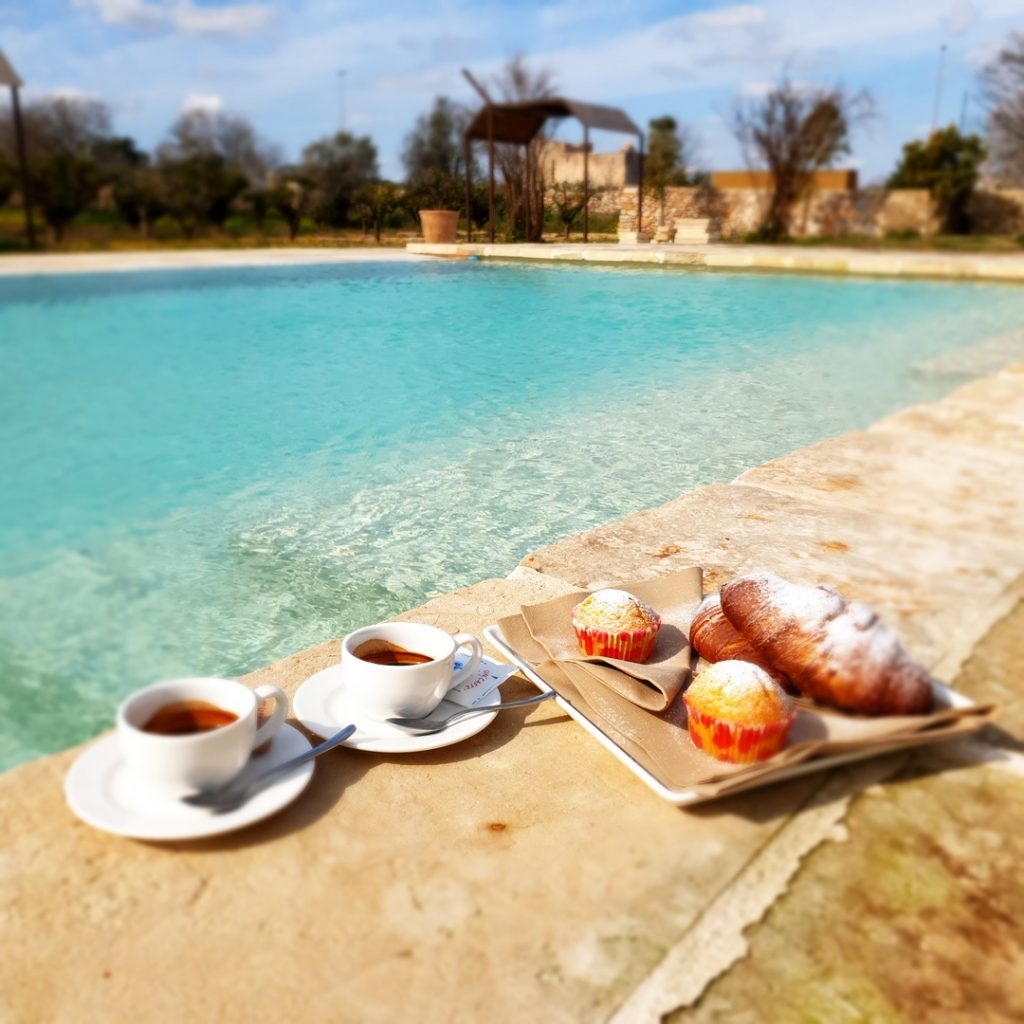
[184,723,356,809]
[388,690,556,732]
[250,723,357,785]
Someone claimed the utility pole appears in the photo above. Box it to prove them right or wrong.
[931,44,948,132]
[0,50,35,248]
[338,68,346,133]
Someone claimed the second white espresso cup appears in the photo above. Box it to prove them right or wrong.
[117,677,289,798]
[341,622,484,722]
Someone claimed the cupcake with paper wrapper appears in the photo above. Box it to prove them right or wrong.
[683,660,796,763]
[571,588,661,664]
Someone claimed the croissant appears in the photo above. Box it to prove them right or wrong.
[689,595,793,689]
[719,572,934,716]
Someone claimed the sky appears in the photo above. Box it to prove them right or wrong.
[1,0,1023,183]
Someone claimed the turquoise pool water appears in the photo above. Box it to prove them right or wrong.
[2,260,1023,769]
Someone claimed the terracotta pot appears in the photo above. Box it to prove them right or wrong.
[418,209,459,244]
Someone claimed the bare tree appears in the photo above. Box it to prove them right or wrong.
[160,108,280,185]
[492,55,555,240]
[733,79,874,240]
[548,180,589,239]
[981,32,1024,185]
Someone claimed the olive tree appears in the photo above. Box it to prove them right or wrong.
[645,115,692,226]
[888,126,986,233]
[15,97,113,242]
[402,96,472,210]
[268,169,313,240]
[301,132,378,227]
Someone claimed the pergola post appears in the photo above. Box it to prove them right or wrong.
[464,134,472,243]
[525,139,533,240]
[487,104,495,243]
[583,125,590,243]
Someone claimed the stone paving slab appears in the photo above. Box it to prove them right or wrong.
[674,739,1024,1024]
[738,428,1024,547]
[875,362,1024,452]
[520,481,1021,674]
[407,242,1024,284]
[0,248,425,277]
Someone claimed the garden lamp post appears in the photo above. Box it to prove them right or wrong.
[0,50,36,248]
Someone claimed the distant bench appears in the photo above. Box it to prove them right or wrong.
[674,218,713,244]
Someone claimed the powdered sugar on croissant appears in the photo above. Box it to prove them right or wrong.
[689,594,795,691]
[719,572,934,716]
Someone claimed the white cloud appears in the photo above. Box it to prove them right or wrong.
[689,4,768,31]
[174,1,274,38]
[45,85,107,102]
[72,0,274,38]
[948,0,978,36]
[739,78,817,98]
[71,0,165,31]
[183,91,223,113]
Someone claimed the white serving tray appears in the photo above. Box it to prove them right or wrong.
[484,624,982,806]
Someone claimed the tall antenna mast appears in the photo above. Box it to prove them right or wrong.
[338,68,347,133]
[931,44,948,131]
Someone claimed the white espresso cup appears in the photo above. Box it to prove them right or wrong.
[341,622,484,722]
[117,677,289,797]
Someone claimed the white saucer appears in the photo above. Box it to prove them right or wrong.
[64,724,313,841]
[293,663,500,753]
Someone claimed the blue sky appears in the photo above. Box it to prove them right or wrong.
[2,0,1022,182]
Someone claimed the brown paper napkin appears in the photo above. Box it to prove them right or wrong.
[520,567,703,711]
[497,610,997,800]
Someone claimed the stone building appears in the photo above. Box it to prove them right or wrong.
[539,140,641,189]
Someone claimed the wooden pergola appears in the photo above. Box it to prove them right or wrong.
[461,75,643,244]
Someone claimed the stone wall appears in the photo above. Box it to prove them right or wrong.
[616,185,1024,239]
[617,185,943,239]
[970,189,1024,234]
[539,140,640,189]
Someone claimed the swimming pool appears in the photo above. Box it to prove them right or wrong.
[2,259,1022,769]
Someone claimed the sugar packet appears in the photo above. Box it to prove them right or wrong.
[446,656,518,708]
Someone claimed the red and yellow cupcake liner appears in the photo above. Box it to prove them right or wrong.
[683,701,795,764]
[572,621,660,663]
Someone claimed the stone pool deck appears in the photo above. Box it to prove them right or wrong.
[2,362,1023,1022]
[0,247,427,276]
[2,242,1024,284]
[408,240,1024,283]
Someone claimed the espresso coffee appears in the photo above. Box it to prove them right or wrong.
[353,639,433,667]
[142,700,239,736]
